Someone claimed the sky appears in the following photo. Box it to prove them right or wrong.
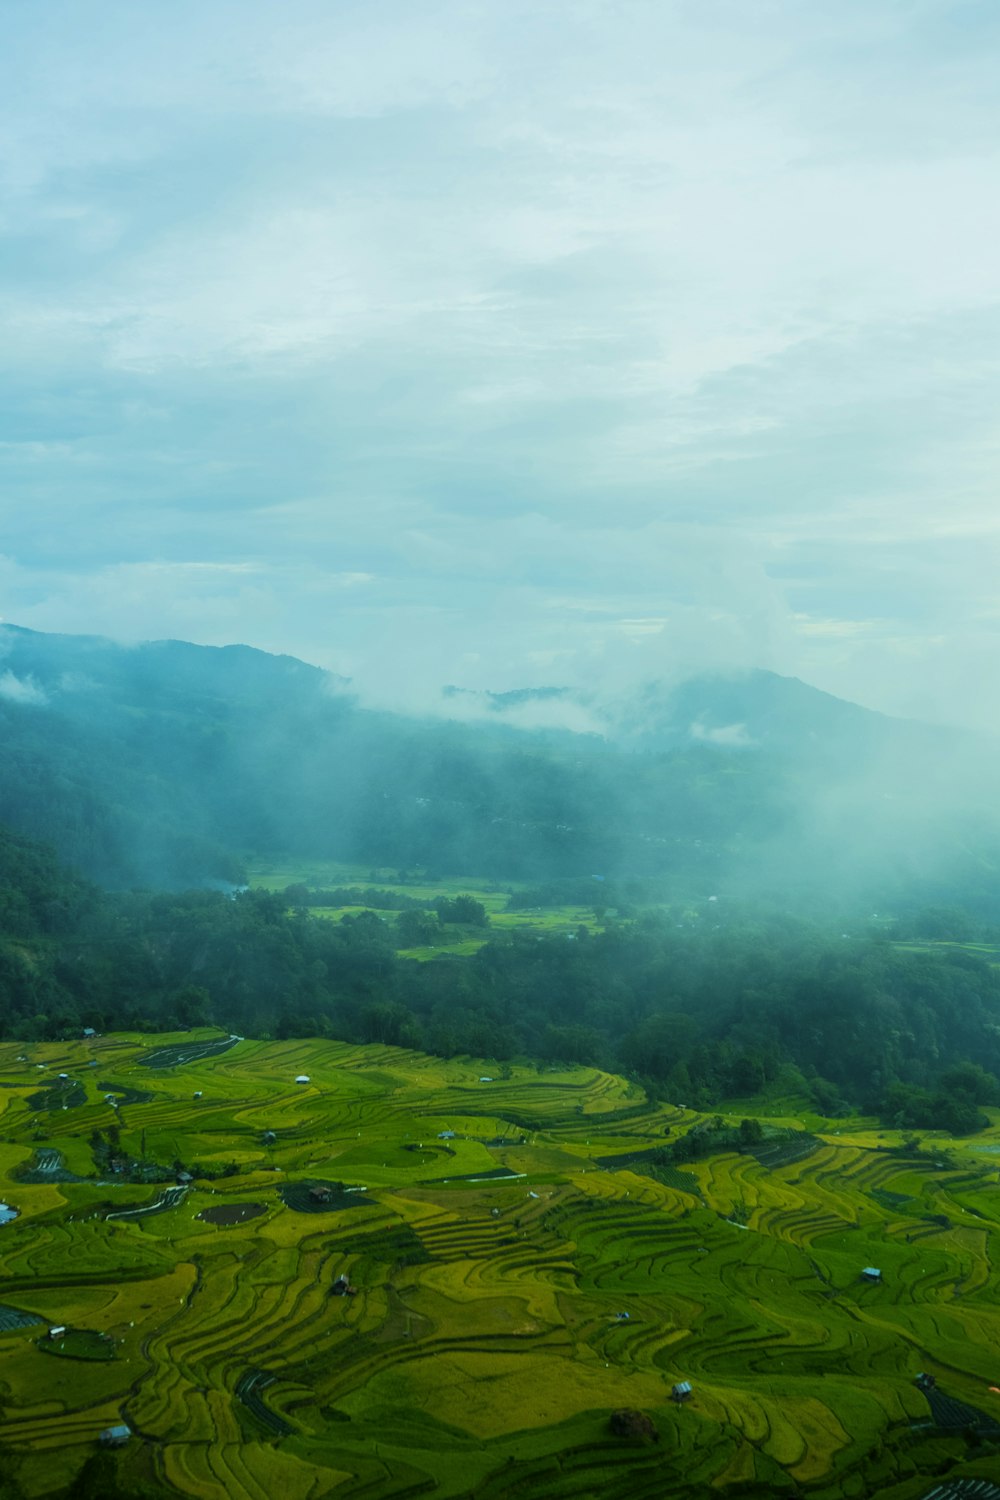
[2,0,999,729]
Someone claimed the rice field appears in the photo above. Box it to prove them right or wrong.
[2,1031,1000,1498]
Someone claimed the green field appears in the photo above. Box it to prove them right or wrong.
[2,1032,1000,1499]
[246,859,606,958]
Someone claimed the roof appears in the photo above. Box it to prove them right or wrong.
[101,1425,131,1439]
[862,1266,882,1277]
[295,1075,311,1083]
[672,1381,692,1394]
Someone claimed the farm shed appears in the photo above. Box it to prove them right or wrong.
[437,1129,456,1139]
[82,1028,96,1038]
[671,1381,693,1402]
[99,1424,131,1447]
[861,1267,882,1282]
[49,1326,67,1339]
[295,1075,311,1084]
[309,1186,332,1203]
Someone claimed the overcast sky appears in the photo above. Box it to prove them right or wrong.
[2,0,999,728]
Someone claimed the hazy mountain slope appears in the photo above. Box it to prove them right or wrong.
[0,624,997,913]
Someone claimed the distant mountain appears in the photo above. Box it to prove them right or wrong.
[0,624,997,916]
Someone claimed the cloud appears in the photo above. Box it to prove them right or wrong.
[689,721,755,749]
[1,3,999,730]
[0,671,47,705]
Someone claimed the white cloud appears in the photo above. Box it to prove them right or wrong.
[0,3,999,731]
[689,721,755,748]
[0,671,47,705]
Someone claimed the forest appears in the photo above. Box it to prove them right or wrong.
[2,825,998,1134]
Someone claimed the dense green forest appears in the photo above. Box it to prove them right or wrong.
[3,827,998,1133]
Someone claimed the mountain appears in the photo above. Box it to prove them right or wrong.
[0,624,997,915]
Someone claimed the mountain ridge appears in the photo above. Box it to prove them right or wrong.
[0,624,997,915]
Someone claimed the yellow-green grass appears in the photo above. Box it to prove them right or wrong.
[4,1032,1000,1499]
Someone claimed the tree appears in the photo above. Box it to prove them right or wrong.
[436,896,489,927]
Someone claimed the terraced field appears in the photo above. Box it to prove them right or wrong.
[2,1033,1000,1498]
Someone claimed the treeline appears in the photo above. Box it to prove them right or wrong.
[3,829,1000,1130]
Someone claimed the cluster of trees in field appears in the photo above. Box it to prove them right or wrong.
[3,827,1000,1128]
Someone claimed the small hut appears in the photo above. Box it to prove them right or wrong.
[331,1273,356,1297]
[671,1381,693,1403]
[295,1075,311,1085]
[309,1186,332,1204]
[99,1424,131,1447]
[861,1267,882,1283]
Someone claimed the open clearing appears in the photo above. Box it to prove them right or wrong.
[2,1030,1000,1499]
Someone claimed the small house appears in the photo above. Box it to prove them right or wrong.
[437,1129,456,1140]
[262,1131,277,1145]
[915,1372,936,1389]
[615,1311,630,1322]
[99,1424,131,1447]
[861,1267,882,1283]
[671,1381,693,1403]
[331,1273,354,1297]
[193,1091,203,1100]
[309,1186,332,1203]
[58,1073,69,1081]
[83,1028,97,1038]
[49,1326,67,1339]
[295,1075,311,1085]
[478,1076,494,1083]
[176,1172,193,1185]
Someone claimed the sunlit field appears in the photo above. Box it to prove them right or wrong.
[2,1032,1000,1499]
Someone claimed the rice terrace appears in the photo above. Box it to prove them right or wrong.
[0,1034,999,1498]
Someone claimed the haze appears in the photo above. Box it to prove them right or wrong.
[2,1,998,730]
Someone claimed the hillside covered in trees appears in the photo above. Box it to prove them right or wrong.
[2,624,1000,921]
[2,826,998,1132]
